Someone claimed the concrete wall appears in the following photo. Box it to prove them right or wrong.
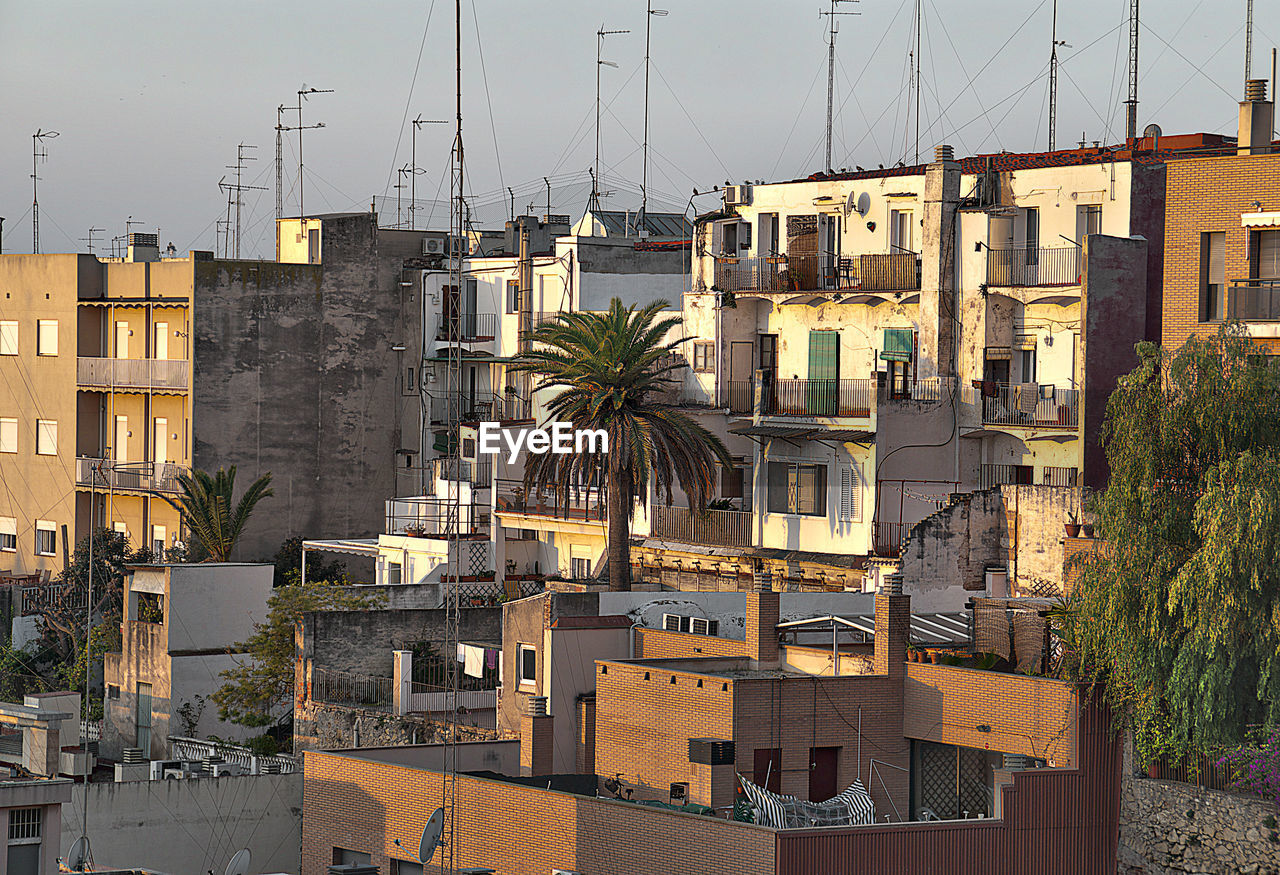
[165,562,273,650]
[299,606,503,679]
[546,626,630,773]
[59,773,301,875]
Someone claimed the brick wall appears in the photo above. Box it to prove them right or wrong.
[746,591,780,666]
[1162,152,1280,351]
[635,628,749,659]
[576,694,596,774]
[903,663,1079,767]
[302,750,776,875]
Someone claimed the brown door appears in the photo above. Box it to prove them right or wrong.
[753,747,782,793]
[786,214,818,290]
[759,334,778,413]
[809,746,839,802]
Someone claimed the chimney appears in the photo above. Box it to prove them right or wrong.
[918,144,961,379]
[873,574,911,678]
[745,590,780,669]
[126,232,160,263]
[1238,79,1275,155]
[520,696,554,776]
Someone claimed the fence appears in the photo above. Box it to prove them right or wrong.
[436,311,498,342]
[76,457,188,494]
[77,357,190,391]
[385,497,491,538]
[424,456,492,488]
[985,245,1081,287]
[652,506,753,548]
[20,581,88,615]
[980,384,1078,429]
[495,479,606,522]
[406,684,498,715]
[1225,278,1280,321]
[764,379,874,417]
[168,735,300,774]
[311,668,394,712]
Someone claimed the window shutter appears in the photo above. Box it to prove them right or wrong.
[882,328,914,362]
[808,331,839,380]
[840,464,862,522]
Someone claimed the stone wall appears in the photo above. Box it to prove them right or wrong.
[294,700,500,752]
[1118,736,1280,875]
[299,606,502,678]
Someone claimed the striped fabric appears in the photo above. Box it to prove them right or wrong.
[737,774,876,829]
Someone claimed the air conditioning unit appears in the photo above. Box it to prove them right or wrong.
[723,184,752,207]
[163,768,199,780]
[689,617,719,636]
[662,613,683,632]
[210,763,244,777]
[423,236,445,255]
[150,760,181,781]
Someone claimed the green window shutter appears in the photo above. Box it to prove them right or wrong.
[882,328,914,362]
[808,331,839,379]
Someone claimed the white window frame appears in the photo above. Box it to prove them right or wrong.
[0,517,16,552]
[35,520,56,556]
[36,320,58,356]
[692,342,714,373]
[151,524,166,558]
[0,418,17,454]
[0,321,17,356]
[35,419,57,456]
[517,643,537,688]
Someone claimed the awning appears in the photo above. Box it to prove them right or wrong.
[301,538,379,557]
[729,424,815,439]
[78,298,190,308]
[812,429,875,443]
[425,352,518,363]
[1242,211,1280,227]
[728,424,874,444]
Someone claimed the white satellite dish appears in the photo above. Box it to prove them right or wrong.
[420,807,445,863]
[67,836,91,872]
[846,191,870,217]
[225,848,251,875]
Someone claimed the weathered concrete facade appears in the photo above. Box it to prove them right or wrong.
[293,700,497,752]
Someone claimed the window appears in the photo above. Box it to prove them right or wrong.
[386,561,402,585]
[661,614,719,636]
[34,521,56,557]
[8,807,41,841]
[571,556,591,579]
[758,213,780,255]
[767,462,827,516]
[154,322,169,360]
[721,222,738,255]
[692,342,714,372]
[506,279,521,314]
[1024,208,1040,264]
[1018,347,1037,383]
[151,525,166,558]
[1200,231,1226,321]
[113,522,129,537]
[136,681,153,755]
[890,210,914,253]
[35,420,57,456]
[107,684,120,700]
[393,860,425,875]
[0,321,16,355]
[36,320,57,356]
[1253,229,1280,279]
[0,418,16,454]
[518,644,537,686]
[0,517,15,552]
[404,366,416,395]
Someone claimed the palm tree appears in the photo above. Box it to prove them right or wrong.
[163,467,274,562]
[514,298,731,591]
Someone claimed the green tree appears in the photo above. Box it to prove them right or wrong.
[514,298,731,591]
[269,536,347,587]
[1064,325,1280,763]
[40,529,150,663]
[163,466,274,562]
[211,580,383,731]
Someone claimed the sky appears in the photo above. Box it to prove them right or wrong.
[0,0,1275,260]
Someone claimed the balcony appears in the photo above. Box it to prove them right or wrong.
[76,458,187,494]
[77,357,189,392]
[385,496,490,539]
[763,379,874,418]
[424,456,492,488]
[977,383,1078,430]
[495,478,606,523]
[651,505,753,548]
[1225,278,1280,321]
[436,312,497,342]
[712,252,920,294]
[985,245,1081,287]
[428,392,531,425]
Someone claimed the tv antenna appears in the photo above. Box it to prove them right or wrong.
[820,1,859,173]
[1047,0,1070,151]
[1124,0,1140,140]
[222,145,265,259]
[1244,0,1253,87]
[288,86,332,219]
[395,165,411,227]
[223,848,251,875]
[410,115,447,230]
[641,2,668,232]
[32,128,59,254]
[81,227,104,255]
[594,25,630,214]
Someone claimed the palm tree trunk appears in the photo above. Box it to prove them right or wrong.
[606,451,631,592]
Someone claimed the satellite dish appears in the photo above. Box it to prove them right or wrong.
[224,848,251,875]
[846,191,870,217]
[67,836,91,872]
[1143,123,1162,138]
[419,807,445,863]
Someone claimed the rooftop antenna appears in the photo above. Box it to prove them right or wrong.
[594,25,630,213]
[508,187,515,222]
[1124,0,1140,140]
[295,85,333,218]
[80,227,104,255]
[125,216,141,239]
[395,166,410,227]
[544,176,551,222]
[1047,0,1070,151]
[411,115,447,231]
[641,2,668,233]
[31,128,59,254]
[820,1,860,173]
[913,0,922,163]
[1245,0,1254,89]
[225,144,265,259]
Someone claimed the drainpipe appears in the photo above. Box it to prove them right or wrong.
[629,622,642,659]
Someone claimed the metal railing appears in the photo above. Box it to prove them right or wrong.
[76,457,188,494]
[985,245,1081,287]
[310,668,394,712]
[979,384,1079,429]
[424,456,492,488]
[436,312,498,342]
[980,464,1033,490]
[879,377,950,402]
[385,496,491,538]
[495,478,606,522]
[713,256,789,292]
[428,392,531,424]
[20,582,87,616]
[711,252,920,293]
[652,505,753,548]
[406,685,498,714]
[1225,278,1280,321]
[77,357,190,391]
[723,380,755,413]
[763,379,874,417]
[1042,466,1079,487]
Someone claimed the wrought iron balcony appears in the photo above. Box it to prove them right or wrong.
[427,392,531,424]
[76,457,187,494]
[985,245,1081,287]
[652,505,753,548]
[977,383,1079,429]
[712,252,920,294]
[762,378,875,417]
[435,312,497,342]
[494,478,606,523]
[424,456,492,488]
[77,357,189,392]
[385,496,490,539]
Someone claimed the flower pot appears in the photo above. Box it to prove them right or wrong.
[1081,524,1095,538]
[928,651,941,664]
[1064,523,1081,538]
[1146,762,1162,780]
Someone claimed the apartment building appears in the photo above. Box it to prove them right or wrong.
[0,212,431,574]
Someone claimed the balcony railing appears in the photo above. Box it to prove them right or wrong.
[723,380,755,413]
[77,357,189,392]
[763,378,874,417]
[712,252,920,294]
[878,376,952,402]
[495,478,606,522]
[985,245,1081,287]
[1225,278,1280,321]
[652,505,753,548]
[979,383,1079,429]
[428,393,531,424]
[385,496,491,538]
[436,312,498,342]
[424,456,492,488]
[76,457,188,494]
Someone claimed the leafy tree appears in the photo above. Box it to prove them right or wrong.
[1064,325,1280,763]
[39,529,150,663]
[163,466,274,562]
[513,298,731,591]
[269,536,347,587]
[211,580,383,731]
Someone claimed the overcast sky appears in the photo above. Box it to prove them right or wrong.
[1,0,1275,259]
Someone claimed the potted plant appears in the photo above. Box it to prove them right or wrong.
[1064,512,1080,538]
[906,645,921,663]
[1081,521,1095,538]
[404,524,426,538]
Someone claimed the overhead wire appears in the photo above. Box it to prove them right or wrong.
[380,0,440,200]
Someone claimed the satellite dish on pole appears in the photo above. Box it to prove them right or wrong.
[846,191,870,217]
[67,836,92,872]
[225,848,251,875]
[419,807,445,863]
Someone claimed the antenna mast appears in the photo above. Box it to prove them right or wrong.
[914,0,921,164]
[411,115,446,230]
[1245,0,1254,88]
[225,144,264,259]
[595,26,629,213]
[821,1,859,173]
[1124,0,1140,140]
[32,129,59,254]
[275,105,285,221]
[295,86,333,218]
[641,2,668,230]
[80,227,103,255]
[1048,0,1069,151]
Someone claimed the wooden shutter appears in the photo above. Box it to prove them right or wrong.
[839,464,862,522]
